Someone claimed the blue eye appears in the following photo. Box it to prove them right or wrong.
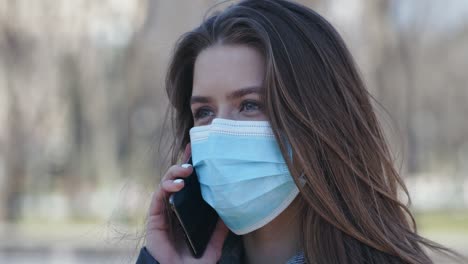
[240,100,262,112]
[194,107,214,120]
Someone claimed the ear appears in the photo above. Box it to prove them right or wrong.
[183,143,192,162]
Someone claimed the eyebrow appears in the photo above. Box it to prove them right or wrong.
[190,86,263,105]
[190,95,212,105]
[226,86,262,100]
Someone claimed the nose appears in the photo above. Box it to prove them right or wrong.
[216,105,235,120]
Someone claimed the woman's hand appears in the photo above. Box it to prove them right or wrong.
[144,144,229,264]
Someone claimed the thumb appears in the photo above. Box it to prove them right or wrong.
[202,219,229,261]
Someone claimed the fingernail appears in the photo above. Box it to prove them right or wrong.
[181,164,192,169]
[173,179,184,184]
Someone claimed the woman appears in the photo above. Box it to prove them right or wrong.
[137,0,459,263]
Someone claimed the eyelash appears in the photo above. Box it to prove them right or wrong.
[193,100,263,120]
[240,100,263,112]
[193,107,213,121]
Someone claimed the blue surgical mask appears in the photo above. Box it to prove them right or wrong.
[189,118,299,235]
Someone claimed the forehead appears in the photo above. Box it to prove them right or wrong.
[192,44,265,96]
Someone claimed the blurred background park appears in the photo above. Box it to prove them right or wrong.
[0,0,467,263]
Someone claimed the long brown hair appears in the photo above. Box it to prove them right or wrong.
[164,0,460,263]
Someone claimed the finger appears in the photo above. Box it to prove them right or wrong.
[203,219,229,261]
[149,180,184,217]
[161,178,185,192]
[149,165,193,216]
[148,185,167,217]
[162,164,193,181]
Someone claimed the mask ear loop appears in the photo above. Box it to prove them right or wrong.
[281,133,307,188]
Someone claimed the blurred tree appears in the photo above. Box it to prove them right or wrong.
[1,26,30,221]
[0,0,467,223]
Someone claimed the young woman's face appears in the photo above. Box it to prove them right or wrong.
[191,44,267,126]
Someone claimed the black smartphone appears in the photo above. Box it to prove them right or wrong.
[169,157,219,258]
